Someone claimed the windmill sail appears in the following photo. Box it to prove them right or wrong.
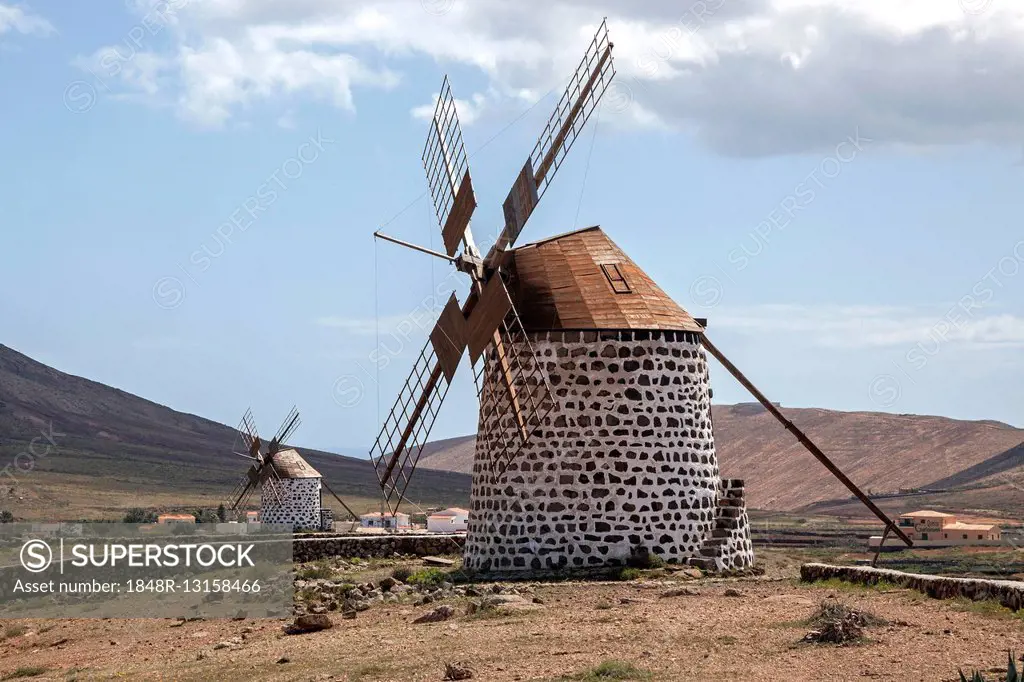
[486,19,615,265]
[423,76,478,258]
[368,339,454,514]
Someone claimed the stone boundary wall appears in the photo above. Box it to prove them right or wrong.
[293,534,465,563]
[801,562,1024,611]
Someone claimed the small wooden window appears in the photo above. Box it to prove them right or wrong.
[600,263,632,294]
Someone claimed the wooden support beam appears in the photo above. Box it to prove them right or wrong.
[492,329,529,442]
[871,525,892,568]
[321,477,359,521]
[700,334,913,548]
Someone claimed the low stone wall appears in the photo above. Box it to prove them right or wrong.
[293,533,465,563]
[801,562,1024,612]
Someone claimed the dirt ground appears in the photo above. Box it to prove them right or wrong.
[1,552,1023,681]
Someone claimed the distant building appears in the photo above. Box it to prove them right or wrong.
[869,510,1001,548]
[426,507,469,533]
[245,511,259,523]
[157,514,196,525]
[359,511,411,530]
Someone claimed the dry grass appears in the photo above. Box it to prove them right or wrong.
[0,571,1021,681]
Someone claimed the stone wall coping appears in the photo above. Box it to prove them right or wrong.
[801,562,1024,611]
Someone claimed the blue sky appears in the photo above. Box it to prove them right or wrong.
[1,0,1022,454]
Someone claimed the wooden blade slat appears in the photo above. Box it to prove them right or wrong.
[467,276,513,362]
[442,171,477,257]
[430,293,468,382]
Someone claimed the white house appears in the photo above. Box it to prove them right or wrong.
[427,507,469,533]
[359,511,411,530]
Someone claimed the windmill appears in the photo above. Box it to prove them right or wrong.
[227,406,300,513]
[228,407,359,530]
[370,19,912,572]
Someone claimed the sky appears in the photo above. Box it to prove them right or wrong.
[1,0,1022,455]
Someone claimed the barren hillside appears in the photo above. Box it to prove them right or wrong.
[0,344,471,519]
[418,402,1024,513]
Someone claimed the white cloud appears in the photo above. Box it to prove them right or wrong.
[71,0,1024,154]
[412,90,488,125]
[714,303,1024,349]
[0,3,53,36]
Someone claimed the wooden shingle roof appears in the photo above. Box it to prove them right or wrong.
[267,449,321,479]
[507,226,703,332]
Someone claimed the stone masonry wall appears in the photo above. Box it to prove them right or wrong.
[293,534,465,563]
[261,478,321,531]
[465,330,733,572]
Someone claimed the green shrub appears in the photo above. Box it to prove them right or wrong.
[391,565,414,583]
[625,550,665,570]
[0,667,48,680]
[1,625,26,641]
[405,568,447,587]
[563,660,652,681]
[122,508,157,524]
[959,652,1021,682]
[297,562,334,580]
[618,568,643,581]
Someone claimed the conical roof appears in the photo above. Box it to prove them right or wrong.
[507,226,704,332]
[266,448,321,479]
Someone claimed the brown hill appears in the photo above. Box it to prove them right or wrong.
[0,344,471,520]
[418,403,1024,513]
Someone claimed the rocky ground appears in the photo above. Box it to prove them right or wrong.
[0,549,1022,681]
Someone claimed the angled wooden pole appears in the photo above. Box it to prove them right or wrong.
[320,478,359,521]
[700,334,913,547]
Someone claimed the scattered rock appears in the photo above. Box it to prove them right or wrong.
[724,588,745,598]
[413,605,456,624]
[379,576,397,591]
[763,595,813,606]
[284,614,334,635]
[276,656,290,664]
[660,587,701,598]
[481,594,527,608]
[423,556,455,567]
[196,651,207,661]
[532,596,545,605]
[444,661,474,680]
[213,641,233,650]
